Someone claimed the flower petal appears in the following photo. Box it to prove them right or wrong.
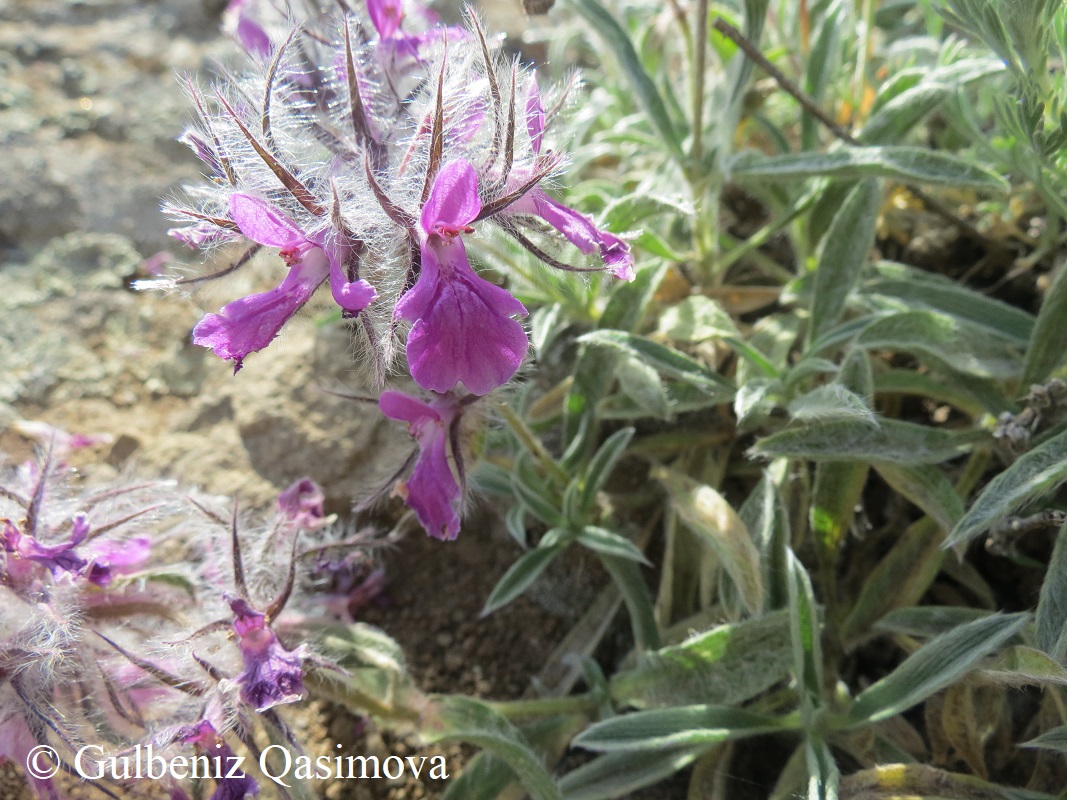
[329,260,378,314]
[421,159,482,235]
[228,193,308,250]
[526,76,545,154]
[379,391,438,426]
[401,241,528,395]
[192,252,329,371]
[406,422,461,540]
[368,0,404,40]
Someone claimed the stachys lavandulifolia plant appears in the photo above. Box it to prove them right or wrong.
[159,0,635,538]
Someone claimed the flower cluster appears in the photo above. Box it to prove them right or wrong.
[0,448,381,800]
[164,0,634,538]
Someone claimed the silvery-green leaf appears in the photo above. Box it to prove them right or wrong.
[600,381,726,419]
[859,83,949,145]
[1020,725,1067,752]
[752,418,978,464]
[530,303,565,358]
[730,145,1007,190]
[482,544,566,616]
[565,0,684,157]
[422,696,561,800]
[579,330,734,398]
[657,296,738,343]
[1036,521,1067,659]
[863,261,1033,345]
[873,463,965,532]
[788,384,877,426]
[787,552,823,715]
[578,526,650,565]
[738,468,790,611]
[617,355,672,420]
[808,180,881,344]
[846,613,1029,725]
[610,610,792,708]
[982,645,1067,687]
[600,553,660,651]
[558,748,705,800]
[652,466,764,614]
[855,310,1022,379]
[573,705,787,751]
[581,427,635,511]
[875,606,992,639]
[948,428,1067,546]
[806,738,840,800]
[1022,261,1067,386]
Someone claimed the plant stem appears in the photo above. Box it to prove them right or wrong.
[489,693,599,720]
[497,401,570,485]
[691,0,710,167]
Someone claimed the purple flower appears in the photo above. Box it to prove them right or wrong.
[84,536,152,587]
[276,478,328,531]
[505,80,635,281]
[379,390,464,540]
[1,515,88,582]
[223,0,272,58]
[396,159,528,395]
[193,193,377,372]
[178,721,259,800]
[228,597,307,712]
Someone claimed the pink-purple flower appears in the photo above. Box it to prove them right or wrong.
[396,159,529,396]
[193,193,377,372]
[228,597,308,712]
[505,80,635,281]
[379,389,465,540]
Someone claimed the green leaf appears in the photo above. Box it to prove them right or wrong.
[610,610,793,708]
[317,623,406,672]
[863,261,1034,345]
[949,428,1067,546]
[565,0,684,157]
[578,526,650,565]
[788,384,877,426]
[873,463,965,532]
[579,331,735,398]
[652,466,764,614]
[601,263,668,332]
[731,145,1007,190]
[982,645,1067,687]
[657,296,738,343]
[738,469,790,611]
[616,355,672,420]
[873,369,987,418]
[422,696,561,800]
[1020,724,1067,752]
[752,418,978,464]
[859,82,950,145]
[806,738,840,800]
[841,519,945,648]
[512,457,565,528]
[856,310,1022,379]
[1036,521,1067,660]
[482,544,566,616]
[599,380,728,419]
[558,747,705,800]
[875,606,992,639]
[440,753,515,800]
[846,613,1029,725]
[808,180,882,344]
[600,553,660,651]
[1022,262,1067,386]
[573,705,787,751]
[810,460,869,556]
[787,552,823,714]
[584,426,631,514]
